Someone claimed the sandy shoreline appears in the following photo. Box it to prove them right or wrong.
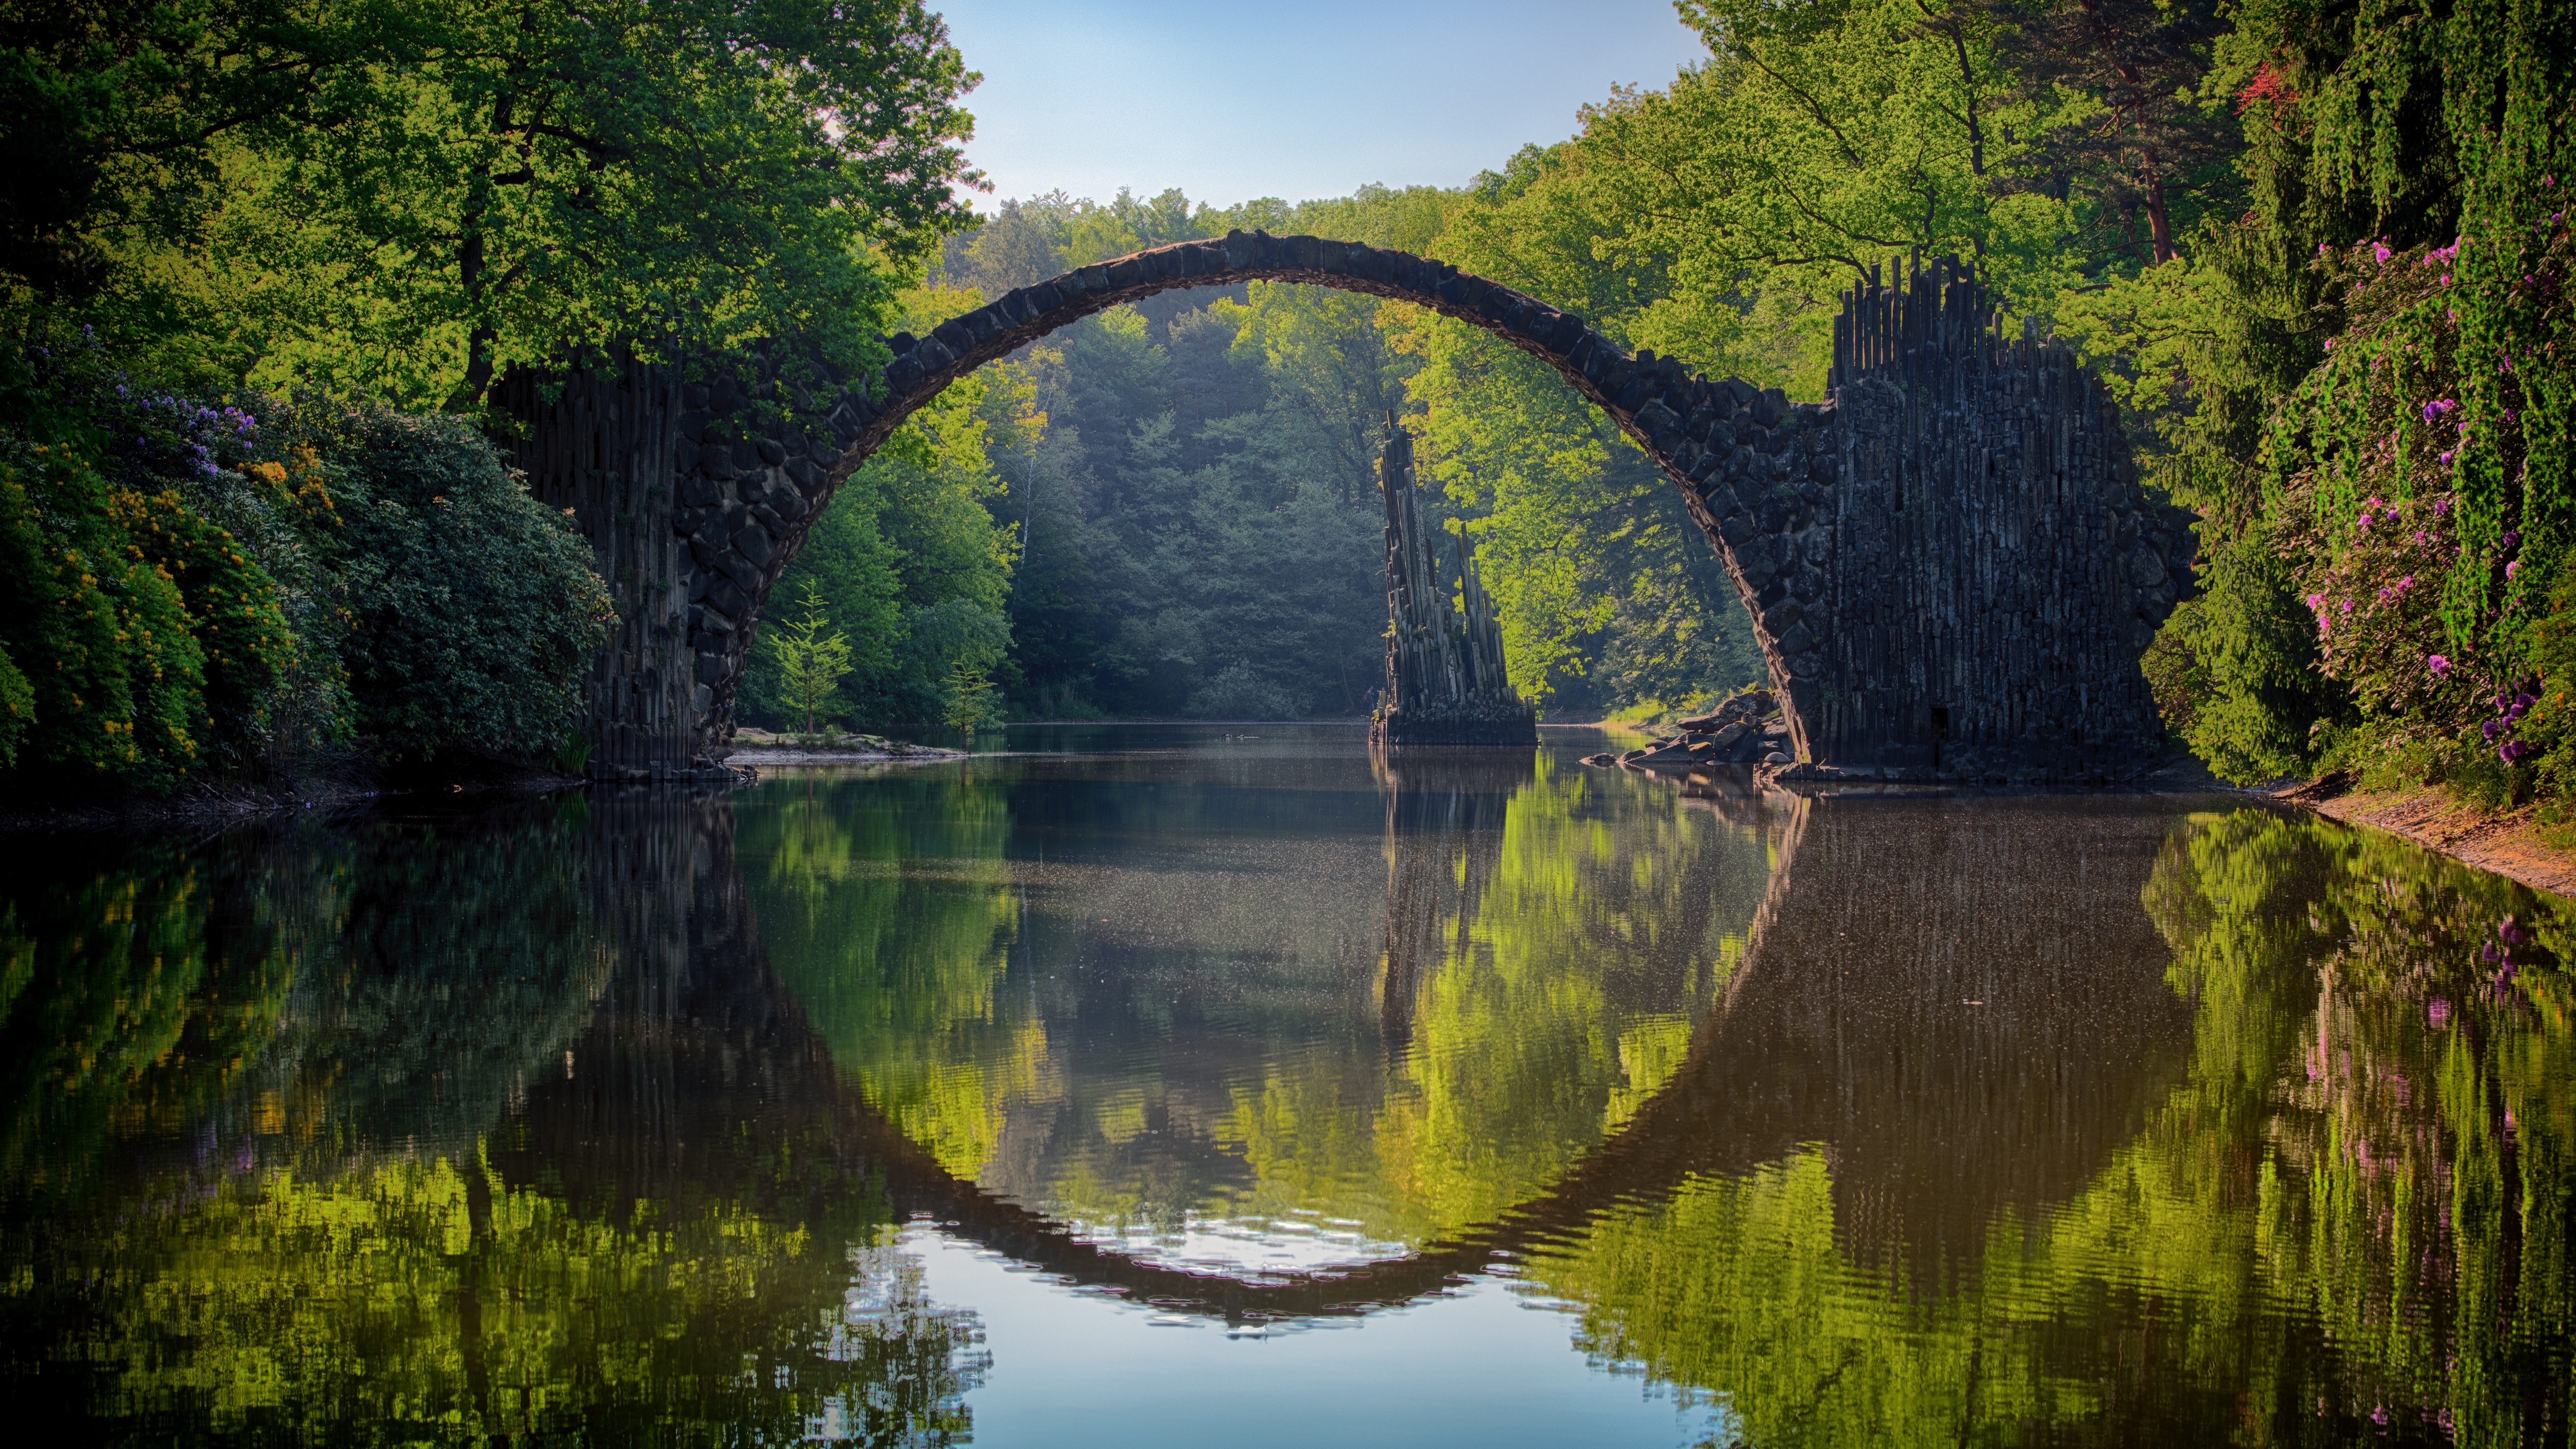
[2257,777,2576,898]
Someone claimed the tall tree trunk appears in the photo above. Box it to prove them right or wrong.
[2139,143,2178,264]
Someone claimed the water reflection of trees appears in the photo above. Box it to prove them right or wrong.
[1364,749,1763,1234]
[20,775,2573,1442]
[743,768,1029,1178]
[1524,801,2576,1446]
[0,800,985,1445]
[762,750,1779,1260]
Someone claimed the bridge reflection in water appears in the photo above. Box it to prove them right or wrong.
[5,738,2574,1444]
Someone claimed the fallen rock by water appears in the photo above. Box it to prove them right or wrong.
[1583,694,1788,772]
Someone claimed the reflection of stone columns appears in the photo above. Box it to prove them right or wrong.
[1603,794,2195,1281]
[1372,750,1538,1058]
[506,790,866,1217]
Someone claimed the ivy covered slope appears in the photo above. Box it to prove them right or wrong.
[2103,0,2572,803]
[0,0,979,795]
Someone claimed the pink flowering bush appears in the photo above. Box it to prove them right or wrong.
[2264,221,2573,803]
[2289,488,2477,734]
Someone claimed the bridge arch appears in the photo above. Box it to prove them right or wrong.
[501,237,2194,783]
[709,233,1808,754]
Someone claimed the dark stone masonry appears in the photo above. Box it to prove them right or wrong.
[496,236,2193,783]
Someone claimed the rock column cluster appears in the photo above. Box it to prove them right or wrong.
[1369,419,1536,747]
[1807,257,2197,779]
[498,345,893,777]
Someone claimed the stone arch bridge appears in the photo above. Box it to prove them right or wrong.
[497,236,2195,783]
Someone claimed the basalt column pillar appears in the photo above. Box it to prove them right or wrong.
[493,354,698,779]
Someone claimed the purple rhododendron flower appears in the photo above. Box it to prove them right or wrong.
[2378,588,2393,603]
[2506,531,2521,550]
[2440,451,2456,465]
[2509,561,2523,579]
[2429,655,2451,676]
[2484,719,2502,741]
[2358,512,2372,529]
[2374,242,2392,264]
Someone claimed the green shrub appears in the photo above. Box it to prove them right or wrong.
[107,485,290,771]
[2151,520,2350,784]
[326,410,613,763]
[0,440,208,789]
[0,641,29,767]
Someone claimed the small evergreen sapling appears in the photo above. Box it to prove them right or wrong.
[769,585,855,742]
[940,657,1001,734]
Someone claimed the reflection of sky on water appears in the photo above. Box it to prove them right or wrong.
[1056,1208,1413,1277]
[891,1225,1729,1449]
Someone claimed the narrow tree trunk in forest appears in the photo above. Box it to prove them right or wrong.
[492,352,702,778]
[2139,143,2177,264]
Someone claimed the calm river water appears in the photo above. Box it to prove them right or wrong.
[4,723,2572,1445]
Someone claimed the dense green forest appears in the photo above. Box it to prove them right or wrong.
[0,0,981,790]
[1,0,2570,802]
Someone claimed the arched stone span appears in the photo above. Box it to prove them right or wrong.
[686,232,1811,752]
[501,237,2194,782]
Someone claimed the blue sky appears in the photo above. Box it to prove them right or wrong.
[931,0,1711,212]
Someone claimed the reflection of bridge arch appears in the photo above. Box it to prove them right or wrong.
[518,789,2195,1321]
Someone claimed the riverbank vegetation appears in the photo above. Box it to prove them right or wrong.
[0,0,978,795]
